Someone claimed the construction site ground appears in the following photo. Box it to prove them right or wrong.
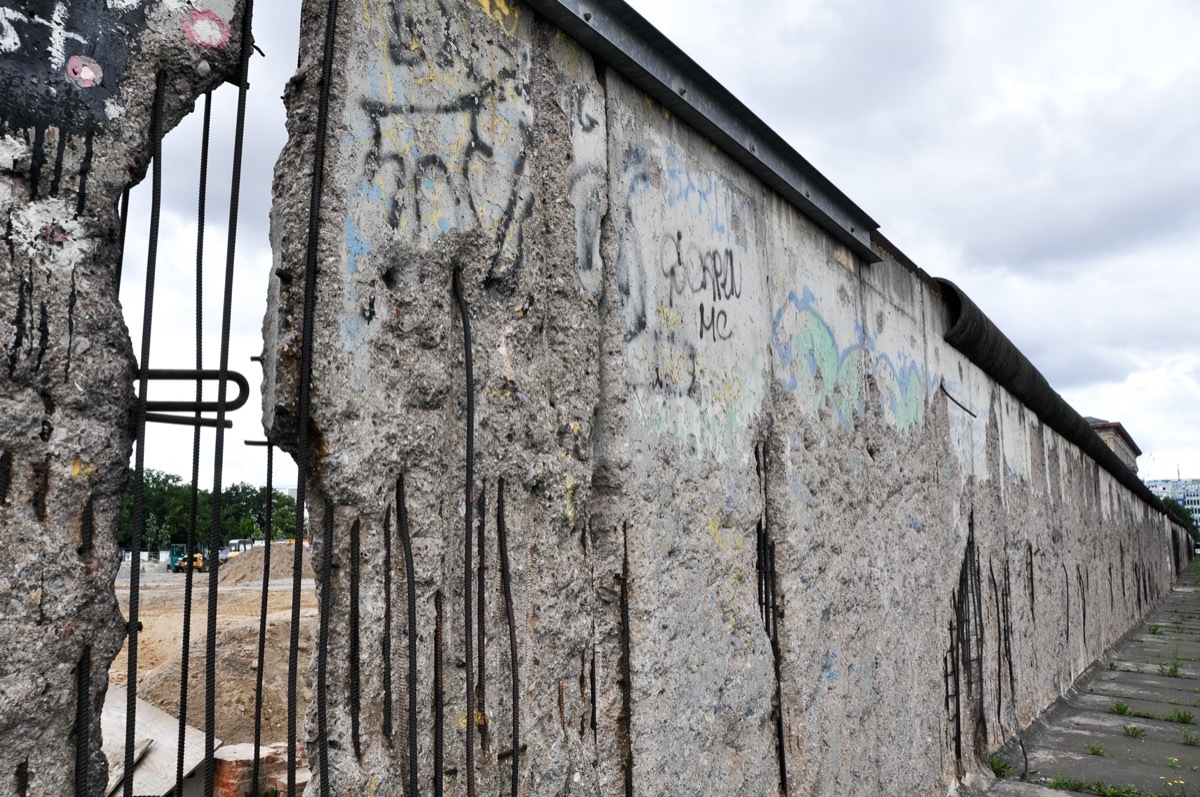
[110,545,317,747]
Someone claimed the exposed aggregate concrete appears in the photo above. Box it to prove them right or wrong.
[0,1,245,792]
[269,1,1188,795]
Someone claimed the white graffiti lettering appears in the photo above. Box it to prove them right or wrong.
[0,8,29,53]
[1,3,88,69]
[35,3,88,70]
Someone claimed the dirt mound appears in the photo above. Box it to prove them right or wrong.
[138,615,315,745]
[219,544,315,585]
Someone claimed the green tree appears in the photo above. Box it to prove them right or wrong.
[116,470,300,550]
[1164,497,1198,541]
[268,489,300,541]
[117,469,195,549]
[218,482,302,543]
[220,482,265,543]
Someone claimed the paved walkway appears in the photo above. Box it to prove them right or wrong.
[983,561,1200,797]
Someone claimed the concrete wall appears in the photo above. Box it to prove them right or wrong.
[262,2,1185,795]
[0,1,245,793]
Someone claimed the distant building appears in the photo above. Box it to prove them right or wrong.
[1085,417,1142,475]
[1146,479,1200,518]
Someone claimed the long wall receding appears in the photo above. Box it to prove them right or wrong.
[258,2,1189,795]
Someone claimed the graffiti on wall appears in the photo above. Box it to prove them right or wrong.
[616,141,764,459]
[658,231,742,342]
[665,147,750,252]
[332,0,534,352]
[557,67,607,293]
[0,0,134,132]
[475,0,519,35]
[771,287,939,431]
[345,1,532,267]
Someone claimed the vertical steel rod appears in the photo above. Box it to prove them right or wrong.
[173,87,212,797]
[123,69,167,797]
[398,477,419,796]
[290,0,341,791]
[497,479,520,797]
[452,267,477,797]
[251,442,275,795]
[203,4,256,790]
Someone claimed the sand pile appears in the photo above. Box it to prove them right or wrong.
[138,615,316,745]
[219,544,315,585]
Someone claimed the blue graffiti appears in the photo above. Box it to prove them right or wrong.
[664,147,748,250]
[772,286,939,430]
[772,287,866,428]
[344,214,374,275]
[622,147,651,197]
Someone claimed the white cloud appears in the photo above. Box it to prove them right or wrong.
[120,4,300,489]
[121,0,1199,487]
[629,0,1200,479]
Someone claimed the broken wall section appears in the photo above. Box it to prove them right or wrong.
[262,2,1181,795]
[0,1,246,793]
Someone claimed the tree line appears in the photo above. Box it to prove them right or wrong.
[116,469,302,551]
[1164,497,1199,541]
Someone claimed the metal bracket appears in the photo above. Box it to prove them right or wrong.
[140,369,250,429]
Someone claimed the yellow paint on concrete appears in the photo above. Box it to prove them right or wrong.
[477,0,520,35]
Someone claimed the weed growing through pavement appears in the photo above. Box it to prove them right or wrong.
[1152,625,1164,635]
[1161,659,1183,678]
[1168,757,1181,770]
[989,753,1012,778]
[1043,774,1164,796]
[1112,702,1164,721]
[1167,709,1195,724]
[1183,729,1200,746]
[1125,725,1147,739]
[1087,743,1106,756]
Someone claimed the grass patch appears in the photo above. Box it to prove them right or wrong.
[1160,660,1182,678]
[1124,725,1148,739]
[1166,709,1195,724]
[1112,702,1163,721]
[989,753,1012,778]
[1043,775,1162,796]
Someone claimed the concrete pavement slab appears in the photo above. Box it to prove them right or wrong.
[984,563,1200,796]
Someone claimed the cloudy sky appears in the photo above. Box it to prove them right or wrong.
[122,0,1200,489]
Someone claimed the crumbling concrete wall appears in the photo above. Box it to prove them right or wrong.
[0,2,244,793]
[263,2,1181,795]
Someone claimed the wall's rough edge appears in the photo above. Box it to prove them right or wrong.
[262,2,1181,796]
[0,1,245,793]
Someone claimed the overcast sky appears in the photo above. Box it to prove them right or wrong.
[121,0,1200,490]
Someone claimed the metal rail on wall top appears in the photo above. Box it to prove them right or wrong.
[521,0,882,265]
